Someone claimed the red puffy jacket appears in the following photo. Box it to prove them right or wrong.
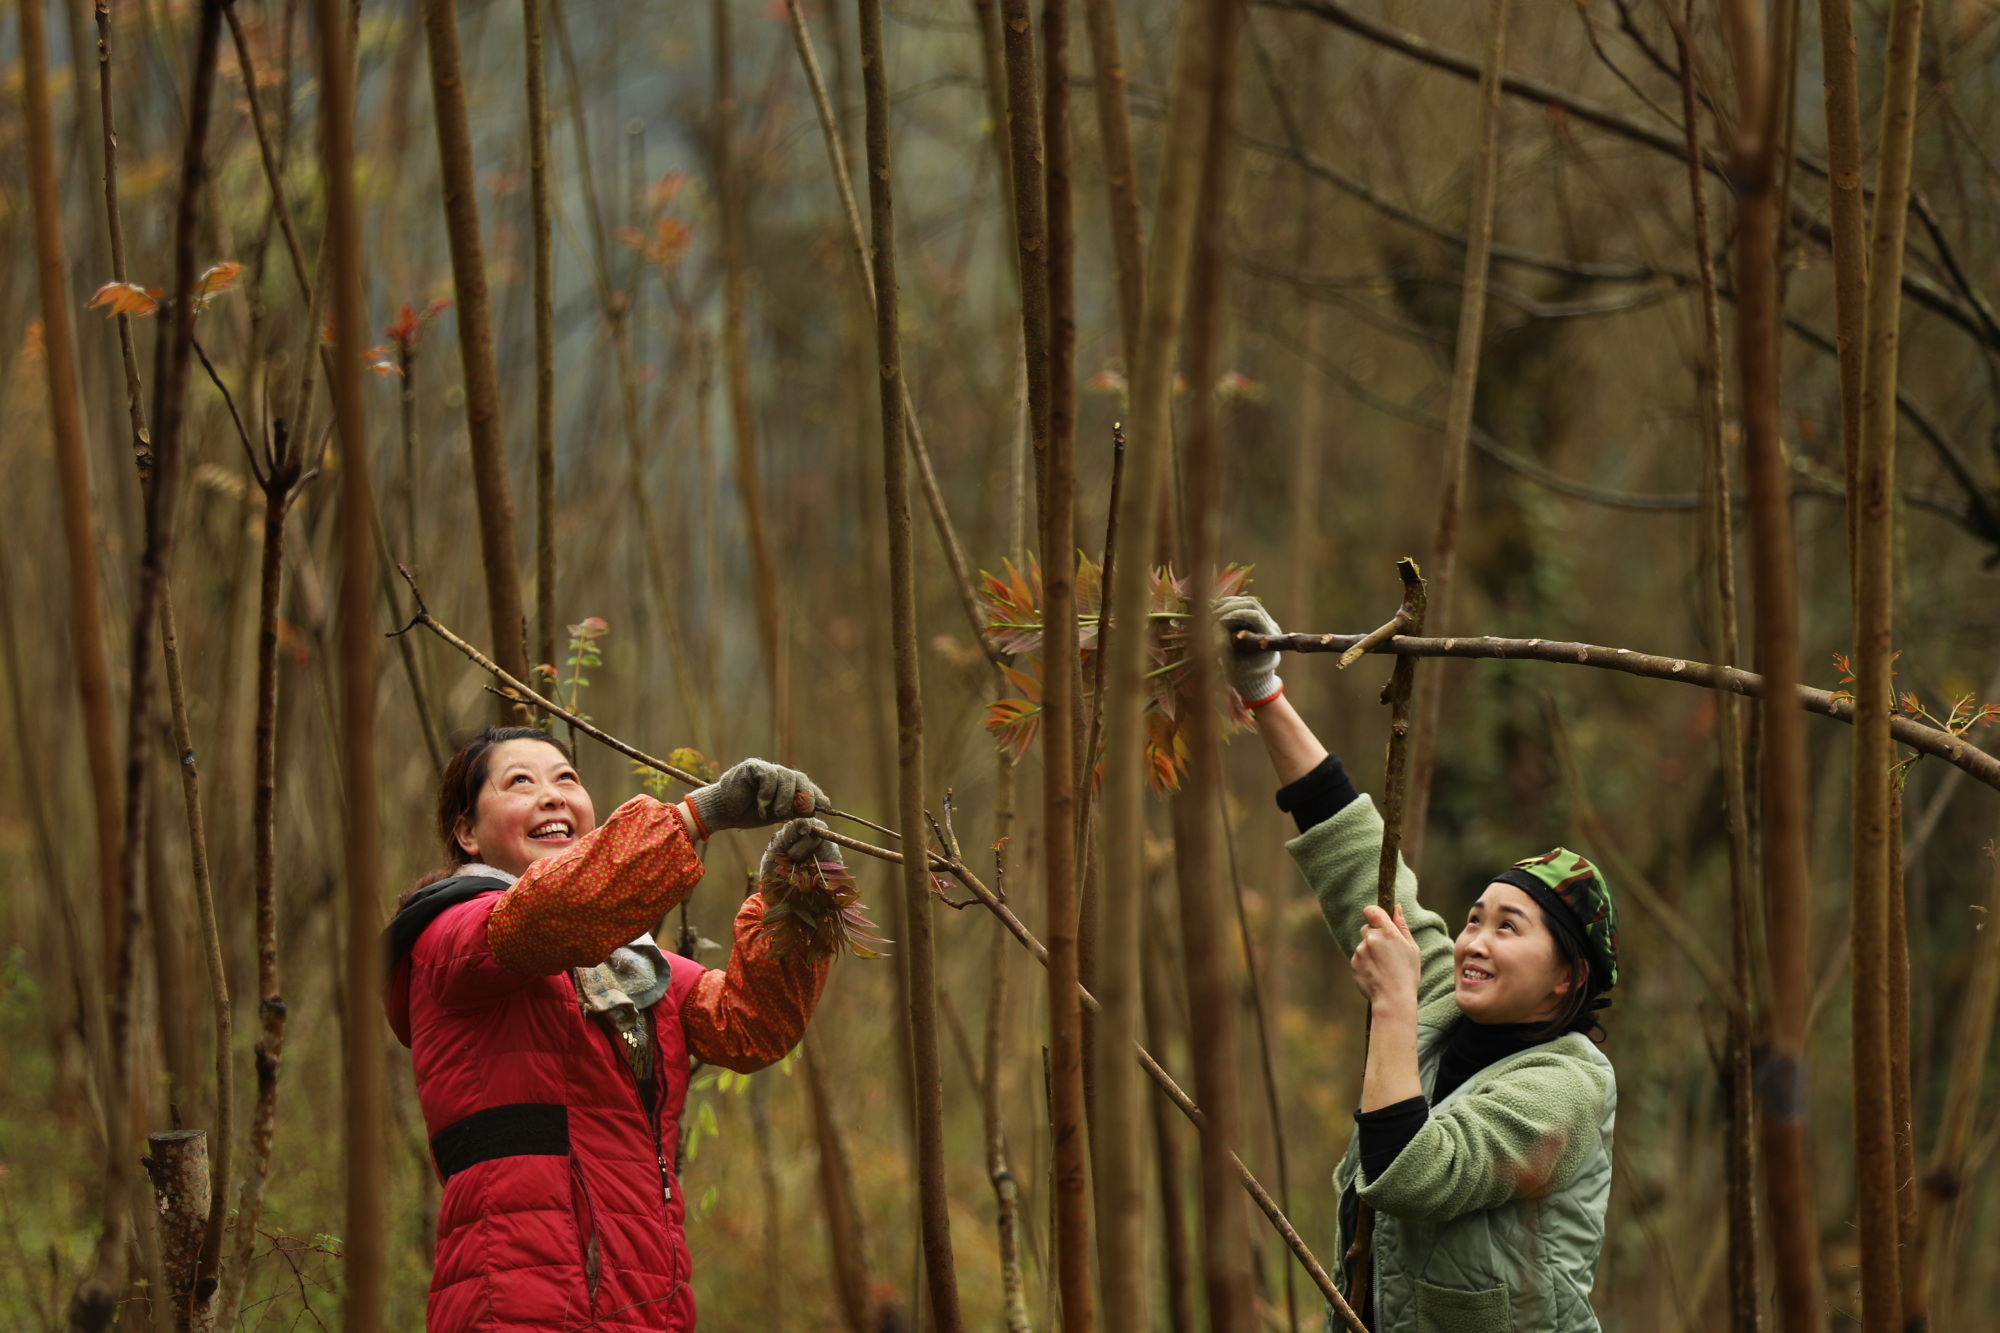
[384,796,830,1331]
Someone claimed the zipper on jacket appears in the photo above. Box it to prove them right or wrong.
[599,1010,675,1210]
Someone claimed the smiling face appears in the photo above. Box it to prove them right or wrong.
[1453,883,1576,1025]
[453,739,598,878]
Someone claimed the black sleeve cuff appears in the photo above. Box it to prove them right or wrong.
[1354,1095,1429,1182]
[1274,754,1361,835]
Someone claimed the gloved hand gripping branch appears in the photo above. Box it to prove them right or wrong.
[686,759,831,838]
[1212,594,1286,709]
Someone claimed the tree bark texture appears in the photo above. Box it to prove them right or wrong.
[1168,0,1254,1325]
[1812,0,1869,572]
[716,0,789,755]
[1849,2,1925,1326]
[981,778,1033,1333]
[1679,23,1762,1330]
[1721,0,1826,1326]
[1015,0,1092,1325]
[858,1,963,1324]
[420,0,533,706]
[214,435,308,1332]
[319,0,389,1322]
[1000,0,1051,504]
[158,592,231,1311]
[1887,790,1919,1329]
[1400,0,1508,875]
[145,1131,211,1332]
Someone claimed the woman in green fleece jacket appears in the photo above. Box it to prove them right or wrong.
[1216,596,1621,1333]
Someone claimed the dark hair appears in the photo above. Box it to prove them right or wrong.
[406,727,577,899]
[1533,907,1611,1044]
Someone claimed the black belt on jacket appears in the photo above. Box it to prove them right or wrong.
[431,1103,570,1181]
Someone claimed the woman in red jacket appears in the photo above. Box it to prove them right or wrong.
[384,725,842,1331]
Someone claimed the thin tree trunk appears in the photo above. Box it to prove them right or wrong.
[1401,0,1508,875]
[858,2,962,1324]
[25,0,124,991]
[1220,796,1296,1332]
[997,2,1091,1326]
[143,780,200,1120]
[1142,883,1197,1333]
[318,0,388,1320]
[971,0,1020,294]
[420,0,533,707]
[225,3,310,300]
[144,1131,209,1333]
[1849,1,1925,1325]
[1080,0,1143,365]
[981,768,1032,1331]
[1166,0,1254,1325]
[1037,0,1095,1326]
[544,0,709,754]
[1000,0,1051,505]
[70,2,224,1324]
[715,0,789,756]
[803,1031,872,1333]
[782,0,1000,665]
[1720,1,1826,1326]
[1812,0,1868,573]
[1888,787,1918,1329]
[748,1077,783,1326]
[157,591,231,1317]
[1911,810,2000,1315]
[1679,22,1761,1332]
[1097,0,1231,1323]
[97,0,153,469]
[1344,562,1427,1319]
[526,0,558,676]
[214,435,307,1331]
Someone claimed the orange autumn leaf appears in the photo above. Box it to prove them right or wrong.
[89,281,162,318]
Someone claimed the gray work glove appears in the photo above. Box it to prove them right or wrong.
[759,817,843,875]
[1212,594,1285,707]
[687,759,830,836]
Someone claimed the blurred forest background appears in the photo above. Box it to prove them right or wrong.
[3,0,2000,1328]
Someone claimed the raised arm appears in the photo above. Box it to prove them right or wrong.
[682,893,832,1073]
[682,818,840,1072]
[487,795,706,975]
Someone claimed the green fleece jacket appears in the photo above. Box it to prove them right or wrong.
[1292,795,1615,1333]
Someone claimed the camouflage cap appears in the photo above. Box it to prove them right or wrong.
[1493,848,1619,992]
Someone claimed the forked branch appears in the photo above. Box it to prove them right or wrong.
[1242,629,2000,792]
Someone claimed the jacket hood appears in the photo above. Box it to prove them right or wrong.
[383,876,505,1045]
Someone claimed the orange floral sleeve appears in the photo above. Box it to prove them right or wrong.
[682,891,832,1073]
[486,795,706,976]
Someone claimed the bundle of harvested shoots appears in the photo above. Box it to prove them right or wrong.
[758,852,888,961]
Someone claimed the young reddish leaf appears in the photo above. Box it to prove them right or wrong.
[88,281,160,318]
[385,304,420,346]
[364,345,403,376]
[197,259,244,298]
